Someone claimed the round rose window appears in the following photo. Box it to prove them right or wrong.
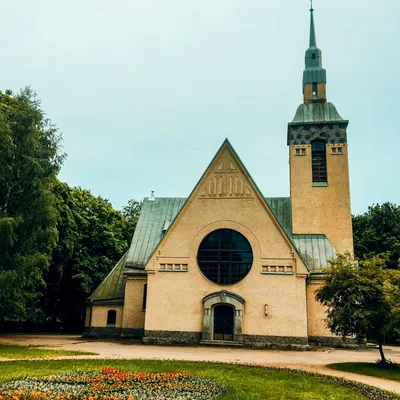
[197,229,253,285]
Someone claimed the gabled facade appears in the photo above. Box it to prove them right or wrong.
[85,6,353,347]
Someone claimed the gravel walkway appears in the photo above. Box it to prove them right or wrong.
[0,334,399,394]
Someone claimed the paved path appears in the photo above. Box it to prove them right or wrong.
[0,334,399,394]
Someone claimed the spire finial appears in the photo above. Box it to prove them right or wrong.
[310,0,313,11]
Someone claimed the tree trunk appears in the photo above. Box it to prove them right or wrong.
[378,335,387,364]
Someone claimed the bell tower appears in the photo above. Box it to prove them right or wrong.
[287,4,353,254]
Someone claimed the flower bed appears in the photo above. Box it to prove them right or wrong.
[0,367,224,400]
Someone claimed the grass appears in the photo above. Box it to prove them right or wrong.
[0,344,97,359]
[0,359,379,400]
[328,362,400,382]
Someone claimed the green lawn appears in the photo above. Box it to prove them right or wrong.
[328,362,400,382]
[0,359,389,400]
[0,344,97,359]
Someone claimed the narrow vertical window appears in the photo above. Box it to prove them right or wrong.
[107,310,117,327]
[142,283,148,311]
[311,140,327,183]
[312,83,318,100]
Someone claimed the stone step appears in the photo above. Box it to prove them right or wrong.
[200,340,243,347]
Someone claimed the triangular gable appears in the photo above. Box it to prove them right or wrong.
[144,138,309,273]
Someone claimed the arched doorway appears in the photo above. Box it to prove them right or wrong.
[213,305,234,341]
[202,290,245,343]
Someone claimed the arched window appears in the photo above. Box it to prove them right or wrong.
[311,140,327,183]
[106,310,117,327]
[142,283,148,311]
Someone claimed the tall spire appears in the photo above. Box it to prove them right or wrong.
[309,2,316,47]
[302,1,327,102]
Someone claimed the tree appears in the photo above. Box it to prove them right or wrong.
[121,199,142,245]
[43,183,140,331]
[122,199,142,228]
[0,88,64,327]
[316,253,400,364]
[353,203,400,269]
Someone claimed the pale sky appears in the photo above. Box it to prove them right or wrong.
[2,0,399,215]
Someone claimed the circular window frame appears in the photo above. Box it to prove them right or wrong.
[196,228,254,286]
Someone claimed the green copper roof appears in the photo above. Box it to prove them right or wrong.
[265,197,292,236]
[303,7,326,85]
[125,197,187,269]
[292,234,336,273]
[90,253,126,303]
[290,102,347,124]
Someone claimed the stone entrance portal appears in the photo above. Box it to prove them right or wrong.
[202,290,244,343]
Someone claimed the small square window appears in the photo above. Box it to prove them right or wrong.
[332,147,343,155]
[295,147,306,156]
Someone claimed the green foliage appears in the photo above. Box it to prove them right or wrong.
[316,253,400,363]
[122,199,142,227]
[43,182,139,331]
[0,360,376,400]
[0,88,64,323]
[353,203,400,269]
[384,272,400,337]
[0,344,96,359]
[0,87,142,330]
[328,363,400,383]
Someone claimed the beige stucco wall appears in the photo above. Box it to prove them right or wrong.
[85,306,91,327]
[290,144,353,254]
[91,305,124,328]
[122,277,147,330]
[307,280,334,337]
[144,146,309,338]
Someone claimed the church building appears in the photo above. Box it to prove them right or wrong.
[85,6,353,348]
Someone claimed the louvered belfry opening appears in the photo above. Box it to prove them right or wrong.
[311,140,327,183]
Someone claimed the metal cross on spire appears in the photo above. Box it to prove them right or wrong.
[310,0,314,11]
